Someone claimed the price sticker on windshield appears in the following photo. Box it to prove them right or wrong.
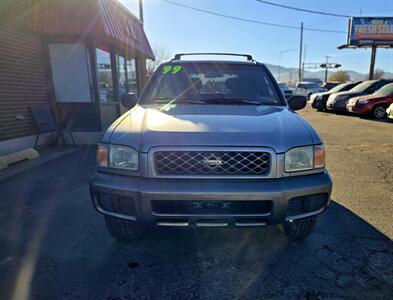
[162,65,182,75]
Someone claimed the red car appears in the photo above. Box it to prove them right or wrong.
[346,83,393,119]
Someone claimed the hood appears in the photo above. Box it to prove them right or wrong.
[310,91,330,102]
[102,104,321,153]
[349,93,387,103]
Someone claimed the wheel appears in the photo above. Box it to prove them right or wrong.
[280,216,317,239]
[370,104,387,119]
[104,216,145,241]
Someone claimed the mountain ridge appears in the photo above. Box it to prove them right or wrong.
[264,63,393,82]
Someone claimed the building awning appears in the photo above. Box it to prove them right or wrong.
[29,0,154,59]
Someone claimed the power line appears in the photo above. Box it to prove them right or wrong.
[162,0,346,34]
[255,0,351,18]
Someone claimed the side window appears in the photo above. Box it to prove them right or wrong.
[126,59,138,96]
[96,48,115,103]
[116,55,126,98]
[370,82,384,92]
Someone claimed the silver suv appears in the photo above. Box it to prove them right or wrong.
[90,53,332,241]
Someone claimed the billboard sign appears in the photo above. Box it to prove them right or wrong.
[348,17,393,46]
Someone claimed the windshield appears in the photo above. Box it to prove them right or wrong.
[141,63,282,105]
[328,82,350,93]
[375,83,393,96]
[349,80,377,93]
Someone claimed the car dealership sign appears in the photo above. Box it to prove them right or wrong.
[348,17,393,46]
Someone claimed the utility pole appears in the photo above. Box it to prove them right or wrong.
[138,0,147,90]
[324,56,330,82]
[302,44,307,80]
[278,48,297,82]
[369,46,377,80]
[139,0,144,24]
[298,22,303,82]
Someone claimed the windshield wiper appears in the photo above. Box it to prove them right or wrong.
[149,98,204,104]
[200,97,263,105]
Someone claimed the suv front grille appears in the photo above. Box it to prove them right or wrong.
[154,150,270,177]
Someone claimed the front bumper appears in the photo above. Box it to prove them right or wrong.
[346,103,369,114]
[326,99,348,111]
[311,96,327,110]
[90,171,333,228]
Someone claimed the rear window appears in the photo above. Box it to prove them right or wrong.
[141,63,283,105]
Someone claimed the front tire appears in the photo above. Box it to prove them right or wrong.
[281,216,317,239]
[370,104,387,119]
[104,216,145,241]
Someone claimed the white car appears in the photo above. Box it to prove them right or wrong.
[387,103,393,120]
[278,82,293,99]
[295,82,326,99]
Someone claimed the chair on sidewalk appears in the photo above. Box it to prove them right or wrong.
[30,105,75,149]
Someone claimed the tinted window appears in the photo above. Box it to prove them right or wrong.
[141,63,282,105]
[350,80,377,93]
[375,83,393,96]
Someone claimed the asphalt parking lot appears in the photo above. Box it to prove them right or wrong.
[0,107,392,300]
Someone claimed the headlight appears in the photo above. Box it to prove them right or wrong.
[348,98,358,105]
[357,99,369,105]
[97,143,138,170]
[285,145,325,172]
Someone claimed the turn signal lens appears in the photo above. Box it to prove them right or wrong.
[314,145,325,169]
[97,144,108,167]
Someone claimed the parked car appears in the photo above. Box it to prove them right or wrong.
[346,83,393,119]
[326,79,393,112]
[295,81,326,98]
[387,103,393,120]
[303,78,323,85]
[278,82,293,99]
[322,81,341,91]
[90,53,332,241]
[310,81,361,111]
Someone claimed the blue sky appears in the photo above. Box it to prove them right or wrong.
[120,0,393,74]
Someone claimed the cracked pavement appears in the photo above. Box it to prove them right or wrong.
[0,107,392,299]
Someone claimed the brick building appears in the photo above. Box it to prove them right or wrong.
[0,0,154,155]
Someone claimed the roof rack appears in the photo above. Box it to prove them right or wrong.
[173,53,254,62]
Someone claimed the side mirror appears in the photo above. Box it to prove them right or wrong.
[120,92,138,109]
[287,95,307,111]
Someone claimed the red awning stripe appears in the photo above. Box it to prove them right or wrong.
[29,0,154,59]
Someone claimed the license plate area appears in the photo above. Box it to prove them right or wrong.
[191,201,231,214]
[151,200,272,215]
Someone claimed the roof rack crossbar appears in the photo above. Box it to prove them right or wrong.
[173,53,254,62]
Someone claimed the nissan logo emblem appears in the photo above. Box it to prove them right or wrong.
[203,155,222,168]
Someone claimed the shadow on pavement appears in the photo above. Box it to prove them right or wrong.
[0,146,392,299]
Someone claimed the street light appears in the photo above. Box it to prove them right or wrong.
[278,48,298,82]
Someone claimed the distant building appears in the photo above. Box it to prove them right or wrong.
[0,0,154,155]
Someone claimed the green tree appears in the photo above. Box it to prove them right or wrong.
[328,71,351,82]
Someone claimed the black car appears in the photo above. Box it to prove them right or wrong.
[310,81,361,111]
[326,79,393,112]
